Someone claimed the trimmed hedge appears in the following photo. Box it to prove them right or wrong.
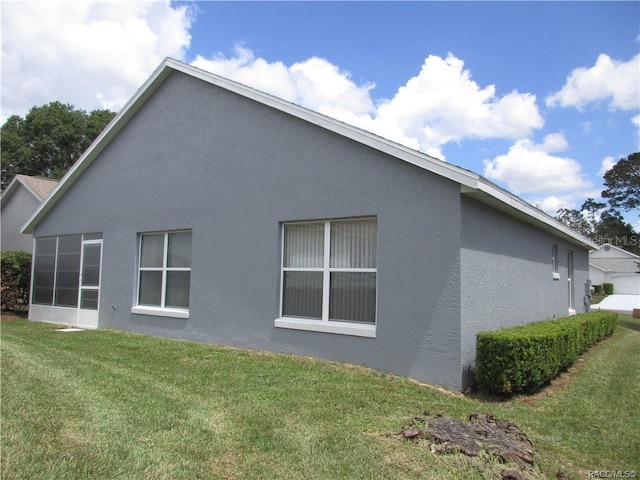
[603,282,614,295]
[1,251,32,313]
[476,311,617,395]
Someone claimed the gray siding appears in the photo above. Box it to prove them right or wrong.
[1,186,39,252]
[459,197,590,389]
[33,71,464,389]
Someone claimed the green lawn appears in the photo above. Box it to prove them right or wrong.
[1,314,639,479]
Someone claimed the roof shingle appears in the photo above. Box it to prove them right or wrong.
[15,175,58,200]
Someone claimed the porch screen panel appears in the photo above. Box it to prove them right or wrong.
[33,237,57,305]
[54,235,81,307]
[80,290,99,310]
[82,244,101,287]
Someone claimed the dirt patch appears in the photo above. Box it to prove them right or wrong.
[401,412,534,469]
[518,366,578,406]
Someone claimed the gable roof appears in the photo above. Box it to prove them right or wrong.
[21,58,598,249]
[590,243,640,259]
[1,174,58,204]
[589,244,640,273]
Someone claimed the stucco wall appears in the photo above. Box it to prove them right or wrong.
[459,197,590,389]
[1,186,39,252]
[32,71,466,389]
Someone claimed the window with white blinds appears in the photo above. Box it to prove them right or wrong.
[137,231,192,310]
[281,218,377,325]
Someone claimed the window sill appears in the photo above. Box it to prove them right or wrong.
[552,272,561,280]
[131,306,189,319]
[274,317,376,338]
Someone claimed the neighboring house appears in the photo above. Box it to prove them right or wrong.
[21,58,596,391]
[1,175,58,252]
[589,244,640,295]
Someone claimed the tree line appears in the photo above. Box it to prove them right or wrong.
[2,102,638,253]
[555,152,639,255]
[1,102,116,189]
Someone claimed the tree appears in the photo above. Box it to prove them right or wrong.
[556,207,593,237]
[1,102,115,189]
[592,210,640,255]
[556,198,639,255]
[601,152,640,216]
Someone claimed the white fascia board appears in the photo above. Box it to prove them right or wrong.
[167,60,481,189]
[471,178,599,249]
[589,263,608,272]
[18,57,600,250]
[1,176,41,205]
[21,61,173,234]
[592,243,640,259]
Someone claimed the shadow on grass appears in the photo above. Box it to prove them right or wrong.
[0,310,29,319]
[618,320,640,332]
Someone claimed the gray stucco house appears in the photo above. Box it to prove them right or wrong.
[1,174,58,252]
[22,58,596,390]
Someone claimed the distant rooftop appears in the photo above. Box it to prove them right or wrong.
[14,175,58,200]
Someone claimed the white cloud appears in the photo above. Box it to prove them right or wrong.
[546,53,640,111]
[483,133,592,196]
[370,54,544,157]
[192,49,544,159]
[1,1,194,120]
[598,156,616,176]
[191,46,376,119]
[536,194,581,215]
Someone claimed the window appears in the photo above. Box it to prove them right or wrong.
[32,234,101,308]
[552,244,560,279]
[277,218,377,337]
[134,231,192,317]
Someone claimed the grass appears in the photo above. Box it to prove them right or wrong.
[1,315,639,479]
[590,291,608,305]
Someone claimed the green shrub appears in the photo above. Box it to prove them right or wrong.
[476,312,617,395]
[1,251,32,313]
[593,284,602,294]
[603,283,614,295]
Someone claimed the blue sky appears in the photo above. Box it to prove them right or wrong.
[2,1,639,225]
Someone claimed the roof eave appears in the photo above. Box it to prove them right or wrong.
[21,60,175,234]
[21,57,598,251]
[461,179,599,250]
[1,175,43,206]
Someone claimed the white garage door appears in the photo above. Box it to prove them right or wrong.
[612,274,640,295]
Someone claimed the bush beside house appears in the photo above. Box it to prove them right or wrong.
[476,312,617,395]
[1,251,32,314]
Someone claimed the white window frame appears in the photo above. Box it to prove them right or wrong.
[275,218,377,338]
[132,231,191,319]
[552,244,560,280]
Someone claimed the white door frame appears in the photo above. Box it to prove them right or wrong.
[567,250,575,313]
[77,238,103,329]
